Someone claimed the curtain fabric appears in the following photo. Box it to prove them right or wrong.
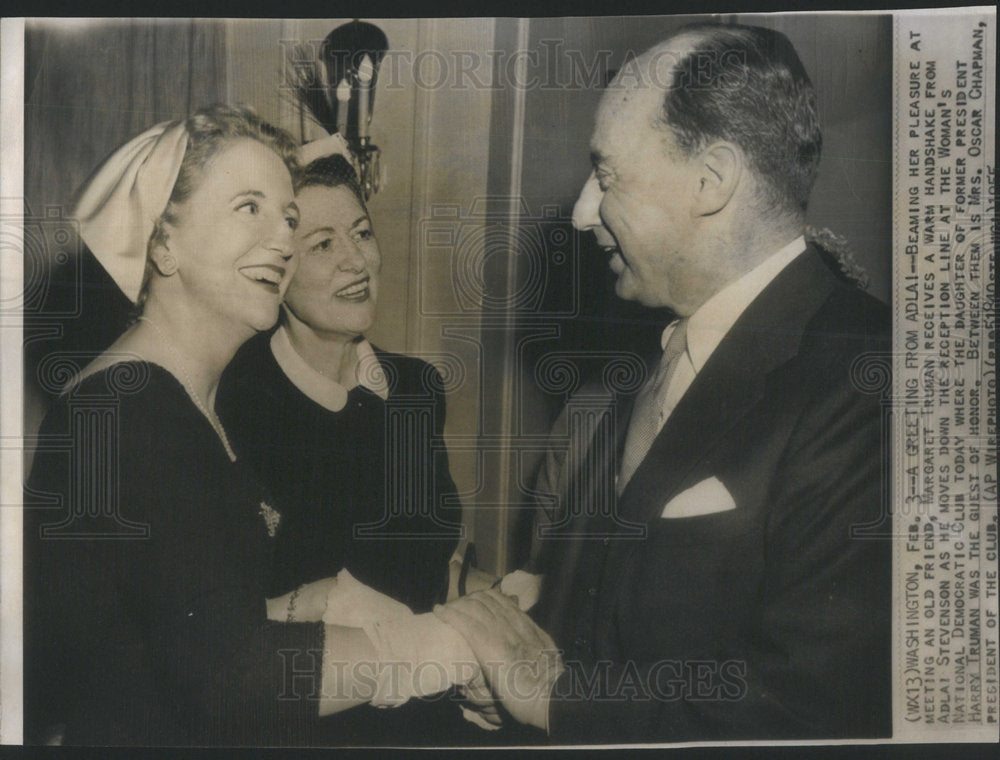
[25,18,227,218]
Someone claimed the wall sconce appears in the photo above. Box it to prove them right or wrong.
[293,20,389,200]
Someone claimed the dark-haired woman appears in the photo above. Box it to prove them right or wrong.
[218,153,463,613]
[217,152,491,744]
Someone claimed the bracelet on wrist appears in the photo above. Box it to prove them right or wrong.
[286,585,302,623]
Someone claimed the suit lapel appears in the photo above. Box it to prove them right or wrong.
[532,381,636,636]
[546,381,636,536]
[615,247,839,525]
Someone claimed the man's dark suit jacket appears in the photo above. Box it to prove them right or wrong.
[531,245,892,742]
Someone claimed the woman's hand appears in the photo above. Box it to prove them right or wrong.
[265,577,338,622]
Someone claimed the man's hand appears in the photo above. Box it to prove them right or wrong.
[434,589,564,732]
[459,670,503,729]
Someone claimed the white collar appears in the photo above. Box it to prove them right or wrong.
[269,324,389,412]
[663,236,806,373]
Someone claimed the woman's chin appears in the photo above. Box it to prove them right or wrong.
[307,318,374,342]
[319,307,377,339]
[244,303,282,334]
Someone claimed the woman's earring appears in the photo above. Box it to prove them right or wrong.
[157,254,178,276]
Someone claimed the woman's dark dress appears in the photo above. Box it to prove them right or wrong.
[216,332,463,612]
[216,332,471,745]
[24,363,325,746]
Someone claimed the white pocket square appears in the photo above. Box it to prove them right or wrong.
[660,477,736,519]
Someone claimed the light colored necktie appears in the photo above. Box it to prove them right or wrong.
[617,319,688,494]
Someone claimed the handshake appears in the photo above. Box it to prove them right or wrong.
[432,580,565,733]
[272,566,562,733]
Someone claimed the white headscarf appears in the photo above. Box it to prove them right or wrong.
[73,120,189,303]
[73,125,360,304]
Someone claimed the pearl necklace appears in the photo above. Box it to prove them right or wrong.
[137,316,237,462]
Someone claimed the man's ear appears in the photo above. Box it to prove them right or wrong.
[692,142,742,216]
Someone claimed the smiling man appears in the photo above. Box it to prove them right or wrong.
[436,23,892,742]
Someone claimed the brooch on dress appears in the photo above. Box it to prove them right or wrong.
[259,501,281,537]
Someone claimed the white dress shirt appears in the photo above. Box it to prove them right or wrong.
[269,325,389,413]
[655,236,806,431]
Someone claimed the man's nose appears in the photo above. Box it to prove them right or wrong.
[571,172,603,231]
